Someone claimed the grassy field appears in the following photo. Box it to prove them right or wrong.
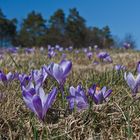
[0,48,140,139]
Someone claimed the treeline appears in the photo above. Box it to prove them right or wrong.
[0,8,117,48]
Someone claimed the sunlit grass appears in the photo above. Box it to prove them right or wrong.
[0,48,140,139]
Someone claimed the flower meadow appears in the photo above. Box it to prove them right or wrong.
[1,46,140,139]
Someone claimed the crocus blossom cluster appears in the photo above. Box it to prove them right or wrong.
[18,60,72,120]
[67,84,112,110]
[19,68,55,121]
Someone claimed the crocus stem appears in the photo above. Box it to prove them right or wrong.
[60,85,65,109]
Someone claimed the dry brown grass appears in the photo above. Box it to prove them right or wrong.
[1,49,140,139]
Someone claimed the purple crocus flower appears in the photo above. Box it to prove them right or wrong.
[67,85,88,111]
[48,45,52,51]
[75,50,79,54]
[45,60,72,85]
[31,67,48,88]
[93,61,99,65]
[124,72,140,96]
[97,52,109,59]
[103,55,112,63]
[115,64,126,71]
[136,61,140,74]
[94,45,98,50]
[8,47,19,54]
[86,52,93,60]
[123,43,131,49]
[88,84,112,104]
[0,71,15,84]
[55,45,60,50]
[58,47,63,52]
[22,86,57,121]
[25,48,35,54]
[68,46,73,51]
[18,73,32,87]
[61,53,67,60]
[97,52,112,63]
[83,48,88,53]
[48,50,56,59]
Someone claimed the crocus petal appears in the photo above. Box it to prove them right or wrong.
[66,96,75,109]
[0,73,7,82]
[137,61,140,74]
[136,74,140,85]
[52,64,64,83]
[22,82,35,92]
[94,92,104,104]
[45,63,54,76]
[38,87,48,106]
[59,60,72,76]
[22,91,35,112]
[43,87,57,116]
[88,84,96,97]
[124,72,136,91]
[103,89,112,99]
[75,93,88,108]
[77,101,88,110]
[6,72,14,81]
[69,86,76,96]
[101,86,107,95]
[32,95,43,120]
[41,67,48,81]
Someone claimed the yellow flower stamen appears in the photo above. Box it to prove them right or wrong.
[95,86,100,94]
[3,68,8,74]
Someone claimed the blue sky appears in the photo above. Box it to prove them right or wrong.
[0,0,140,48]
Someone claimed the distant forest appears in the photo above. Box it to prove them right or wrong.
[0,8,136,48]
